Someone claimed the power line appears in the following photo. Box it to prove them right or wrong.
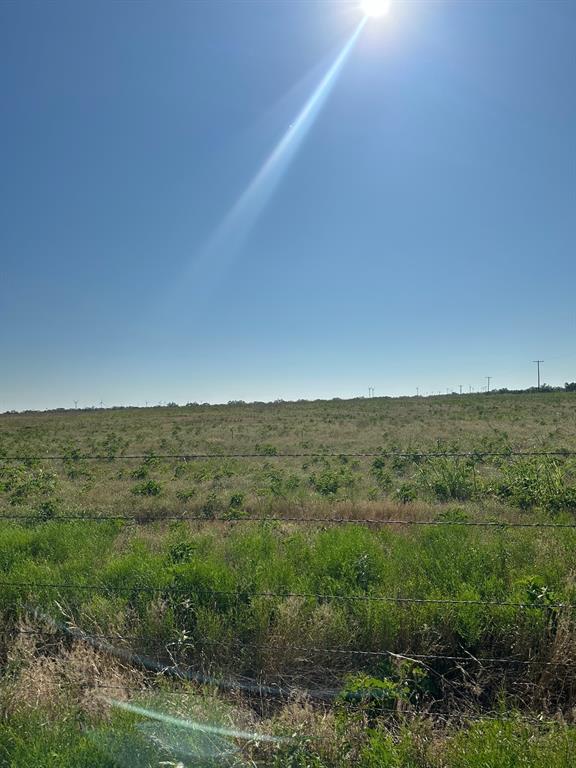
[1,581,572,609]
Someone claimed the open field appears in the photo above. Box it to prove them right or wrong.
[1,393,576,766]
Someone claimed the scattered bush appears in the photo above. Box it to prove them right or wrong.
[255,443,278,456]
[371,457,392,491]
[131,480,161,496]
[169,541,196,564]
[200,492,222,518]
[496,458,576,512]
[130,465,149,480]
[176,488,196,502]
[393,483,417,503]
[339,674,408,721]
[309,464,357,497]
[37,500,58,520]
[418,458,477,502]
[229,492,244,510]
[257,467,300,498]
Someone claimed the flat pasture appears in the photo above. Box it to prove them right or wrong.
[1,393,575,767]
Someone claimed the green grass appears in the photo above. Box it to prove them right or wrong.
[2,394,576,518]
[0,521,574,701]
[1,393,576,765]
[1,708,575,768]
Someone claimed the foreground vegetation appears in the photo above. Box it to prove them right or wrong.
[0,393,575,765]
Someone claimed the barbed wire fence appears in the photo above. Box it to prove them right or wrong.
[1,446,576,730]
[1,449,576,461]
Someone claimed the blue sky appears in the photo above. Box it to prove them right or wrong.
[1,0,575,410]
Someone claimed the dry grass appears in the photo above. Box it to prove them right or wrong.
[1,624,144,720]
[1,395,576,765]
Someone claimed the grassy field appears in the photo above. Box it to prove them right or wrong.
[1,392,576,766]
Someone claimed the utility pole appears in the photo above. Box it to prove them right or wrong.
[485,376,491,393]
[533,360,544,391]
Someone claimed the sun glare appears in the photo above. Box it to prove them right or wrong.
[361,0,391,18]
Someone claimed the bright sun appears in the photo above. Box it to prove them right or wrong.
[361,0,391,17]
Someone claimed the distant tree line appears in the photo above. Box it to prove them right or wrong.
[4,384,576,416]
[488,383,576,395]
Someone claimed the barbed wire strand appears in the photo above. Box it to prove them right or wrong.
[36,678,572,730]
[1,581,572,609]
[13,626,576,727]
[12,627,576,668]
[1,450,576,461]
[1,512,575,529]
[10,618,575,728]
[1,623,548,707]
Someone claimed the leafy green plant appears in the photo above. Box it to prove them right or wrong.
[256,466,300,498]
[200,492,222,518]
[494,458,576,512]
[176,488,196,502]
[62,447,91,480]
[339,674,408,722]
[395,660,435,704]
[310,468,340,496]
[434,506,470,523]
[309,464,357,497]
[418,458,477,502]
[393,483,417,503]
[37,499,58,521]
[255,443,278,456]
[0,464,59,505]
[169,541,196,564]
[371,457,392,491]
[228,492,244,510]
[131,479,161,496]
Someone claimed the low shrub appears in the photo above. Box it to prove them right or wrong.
[131,480,161,496]
[339,673,408,721]
[229,492,244,510]
[418,458,477,502]
[496,458,576,512]
[393,483,417,503]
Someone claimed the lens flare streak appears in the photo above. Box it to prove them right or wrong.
[191,18,367,283]
[107,699,288,744]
